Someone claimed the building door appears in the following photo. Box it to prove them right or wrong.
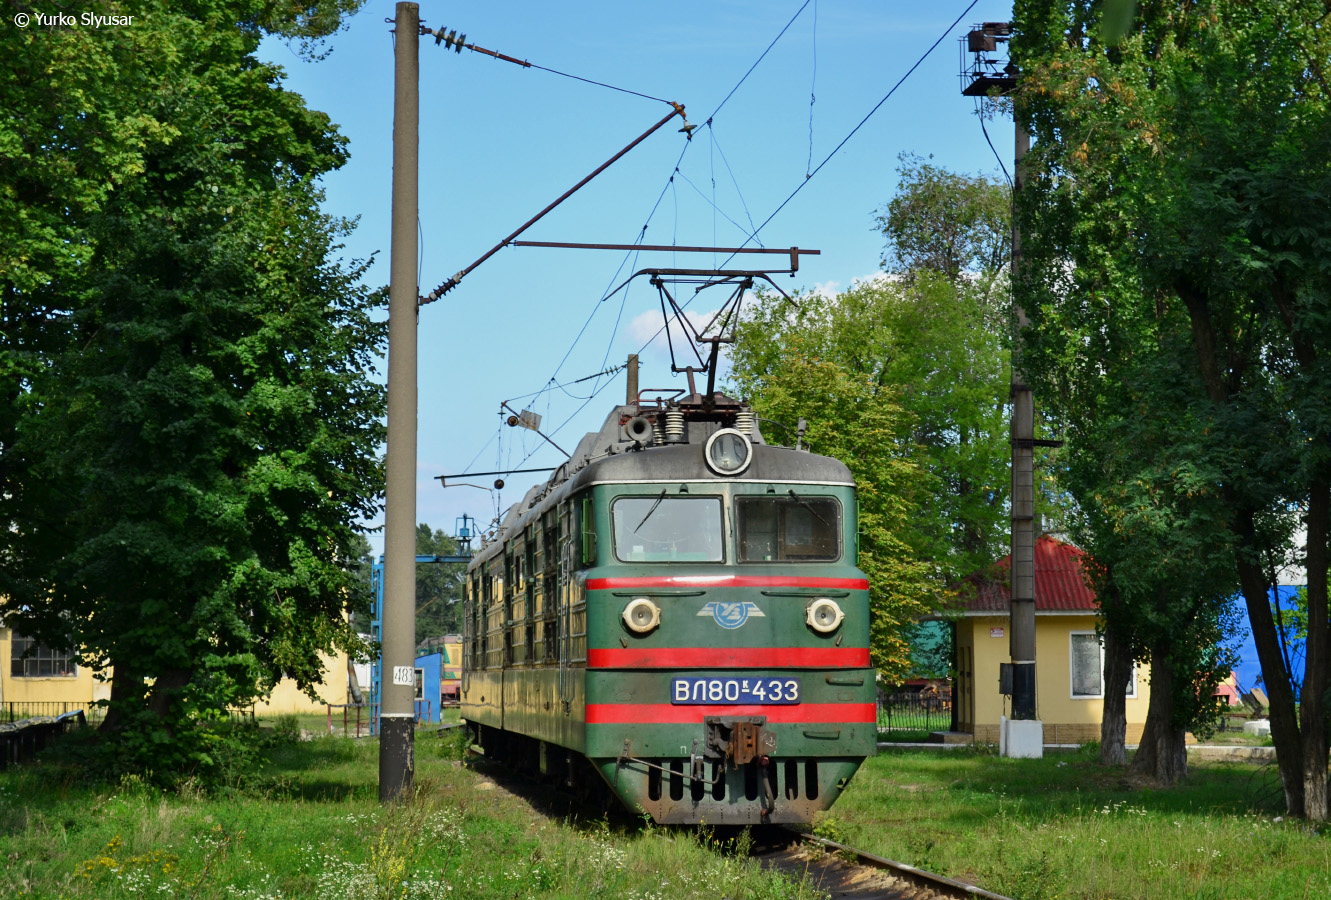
[956,646,974,733]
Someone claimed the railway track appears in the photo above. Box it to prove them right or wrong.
[750,827,1013,900]
[462,740,1011,899]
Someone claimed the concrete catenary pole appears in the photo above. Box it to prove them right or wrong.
[1009,118,1038,724]
[961,21,1040,754]
[381,0,420,801]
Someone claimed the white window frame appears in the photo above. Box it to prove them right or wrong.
[1069,631,1137,700]
[9,633,78,678]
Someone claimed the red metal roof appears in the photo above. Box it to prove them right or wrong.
[961,535,1098,613]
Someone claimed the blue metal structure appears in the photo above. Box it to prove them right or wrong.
[1234,585,1308,697]
[368,515,477,733]
[414,652,443,723]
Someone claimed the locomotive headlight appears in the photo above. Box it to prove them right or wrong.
[806,598,845,633]
[623,598,662,634]
[704,428,753,476]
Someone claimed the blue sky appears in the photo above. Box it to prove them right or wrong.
[260,0,1015,553]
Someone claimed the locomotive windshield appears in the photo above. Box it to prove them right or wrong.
[737,495,841,562]
[612,495,724,562]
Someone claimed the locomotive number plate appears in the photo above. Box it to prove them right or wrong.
[671,677,801,705]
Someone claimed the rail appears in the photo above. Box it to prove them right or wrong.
[789,829,1014,900]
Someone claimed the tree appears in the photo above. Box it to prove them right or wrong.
[903,621,952,680]
[0,0,382,779]
[416,523,466,645]
[728,323,932,677]
[1014,0,1330,807]
[729,159,1019,675]
[876,152,1012,286]
[874,157,1017,581]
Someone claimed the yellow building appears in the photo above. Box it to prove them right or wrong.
[948,536,1151,745]
[251,650,353,715]
[0,625,107,718]
[1,624,349,719]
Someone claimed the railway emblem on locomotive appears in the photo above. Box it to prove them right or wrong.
[697,601,765,629]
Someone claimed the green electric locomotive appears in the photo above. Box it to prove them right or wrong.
[460,392,876,824]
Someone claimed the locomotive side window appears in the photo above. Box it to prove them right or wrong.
[486,557,504,669]
[578,493,598,567]
[612,495,724,562]
[736,495,841,562]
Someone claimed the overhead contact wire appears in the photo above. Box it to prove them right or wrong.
[977,97,1013,186]
[523,60,674,105]
[705,0,813,122]
[719,0,981,267]
[709,126,761,241]
[806,0,818,178]
[486,0,817,468]
[428,29,674,106]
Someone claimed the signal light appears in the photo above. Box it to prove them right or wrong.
[623,598,661,634]
[806,598,844,634]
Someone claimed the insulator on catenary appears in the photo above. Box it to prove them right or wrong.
[664,406,685,444]
[735,408,754,436]
[433,28,466,52]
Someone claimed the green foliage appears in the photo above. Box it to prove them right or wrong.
[0,1,381,784]
[730,158,1018,677]
[1011,0,1330,783]
[876,152,1011,283]
[729,302,931,677]
[416,523,466,644]
[345,531,376,631]
[810,812,849,844]
[903,620,952,679]
[267,714,302,746]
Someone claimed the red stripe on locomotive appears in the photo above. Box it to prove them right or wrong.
[585,575,869,590]
[585,702,877,724]
[586,647,870,668]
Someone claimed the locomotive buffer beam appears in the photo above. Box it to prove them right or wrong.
[703,716,772,767]
[616,716,774,787]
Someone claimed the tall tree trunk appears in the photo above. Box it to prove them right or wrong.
[100,658,139,734]
[1100,621,1132,766]
[1300,478,1330,821]
[147,667,193,737]
[1235,509,1306,816]
[1130,639,1187,784]
[1181,285,1311,814]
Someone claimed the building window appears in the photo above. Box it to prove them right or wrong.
[1069,632,1136,699]
[9,634,77,678]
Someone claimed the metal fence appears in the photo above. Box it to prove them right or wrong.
[876,691,952,734]
[324,703,437,737]
[326,703,370,737]
[3,701,103,725]
[0,710,88,769]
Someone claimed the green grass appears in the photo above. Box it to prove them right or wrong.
[7,730,1325,900]
[820,745,1331,900]
[0,731,823,900]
